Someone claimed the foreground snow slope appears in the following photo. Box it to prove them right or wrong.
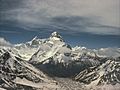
[0,49,59,90]
[75,59,120,86]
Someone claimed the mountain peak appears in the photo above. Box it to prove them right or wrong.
[51,32,61,37]
[49,32,63,42]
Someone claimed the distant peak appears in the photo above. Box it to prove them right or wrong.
[51,32,60,37]
[50,32,62,38]
[49,32,64,42]
[50,32,63,41]
[51,31,58,35]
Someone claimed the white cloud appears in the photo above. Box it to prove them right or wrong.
[1,0,120,35]
[85,26,120,35]
[0,37,11,46]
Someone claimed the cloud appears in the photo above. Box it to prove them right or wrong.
[0,30,20,34]
[0,0,120,35]
[50,16,120,35]
[0,37,12,46]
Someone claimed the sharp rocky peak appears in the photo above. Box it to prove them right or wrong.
[51,32,60,37]
[49,32,63,42]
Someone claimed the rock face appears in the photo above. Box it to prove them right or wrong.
[75,59,120,86]
[0,50,58,90]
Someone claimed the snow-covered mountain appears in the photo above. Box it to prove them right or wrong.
[11,32,120,64]
[0,32,120,89]
[72,46,120,58]
[29,32,72,64]
[4,31,117,63]
[94,47,120,58]
[0,48,59,90]
[75,59,120,86]
[28,32,119,64]
[14,36,46,60]
[28,32,119,78]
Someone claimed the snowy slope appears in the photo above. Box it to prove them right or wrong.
[75,58,120,86]
[0,49,58,90]
[30,32,72,64]
[14,36,46,60]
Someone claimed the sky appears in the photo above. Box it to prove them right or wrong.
[0,0,120,48]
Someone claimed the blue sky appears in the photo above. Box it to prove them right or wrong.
[0,0,120,48]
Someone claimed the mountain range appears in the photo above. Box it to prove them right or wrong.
[0,32,120,90]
